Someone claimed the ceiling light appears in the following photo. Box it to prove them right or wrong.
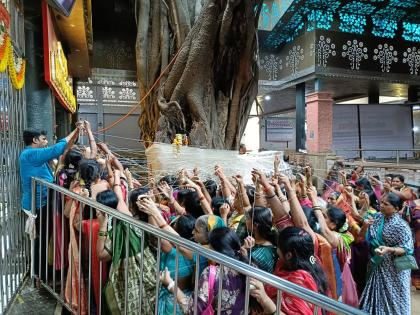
[413,126,419,133]
[264,95,271,101]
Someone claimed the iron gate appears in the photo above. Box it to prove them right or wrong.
[76,68,142,151]
[0,1,29,313]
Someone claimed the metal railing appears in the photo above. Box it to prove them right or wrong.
[334,149,420,165]
[31,177,366,315]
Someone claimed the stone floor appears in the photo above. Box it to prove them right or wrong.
[412,287,420,315]
[5,279,420,314]
[5,278,58,315]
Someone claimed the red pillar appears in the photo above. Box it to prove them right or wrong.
[305,92,334,153]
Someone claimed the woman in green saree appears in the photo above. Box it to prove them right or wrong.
[96,170,157,315]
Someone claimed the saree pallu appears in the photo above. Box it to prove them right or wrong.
[65,196,88,315]
[349,240,370,296]
[315,233,337,300]
[81,219,108,313]
[266,268,328,315]
[412,203,420,289]
[103,221,157,315]
[334,232,358,307]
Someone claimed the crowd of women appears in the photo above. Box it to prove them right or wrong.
[46,122,419,315]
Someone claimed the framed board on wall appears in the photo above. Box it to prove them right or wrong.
[265,117,294,142]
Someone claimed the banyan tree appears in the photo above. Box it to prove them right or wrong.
[135,0,263,149]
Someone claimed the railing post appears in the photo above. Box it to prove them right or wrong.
[154,238,161,315]
[396,149,399,165]
[30,177,36,282]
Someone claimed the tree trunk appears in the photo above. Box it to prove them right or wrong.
[136,0,262,149]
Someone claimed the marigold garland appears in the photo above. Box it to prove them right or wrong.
[0,31,9,72]
[0,30,26,89]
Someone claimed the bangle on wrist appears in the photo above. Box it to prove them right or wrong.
[98,230,107,237]
[265,194,276,200]
[113,183,121,187]
[167,280,175,292]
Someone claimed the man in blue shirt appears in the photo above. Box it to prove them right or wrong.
[20,126,80,284]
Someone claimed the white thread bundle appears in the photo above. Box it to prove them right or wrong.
[145,143,291,183]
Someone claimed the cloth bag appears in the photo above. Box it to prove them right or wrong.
[394,255,419,271]
[202,265,217,315]
[23,209,37,240]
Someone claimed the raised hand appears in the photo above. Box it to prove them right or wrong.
[97,142,110,154]
[137,197,160,216]
[307,186,318,202]
[83,120,92,131]
[184,177,200,191]
[214,165,226,179]
[251,168,270,188]
[80,188,89,198]
[158,181,173,200]
[274,154,280,172]
[193,166,199,177]
[232,174,244,184]
[160,267,173,287]
[243,236,255,250]
[249,278,272,307]
[96,210,108,226]
[219,203,231,218]
[278,173,292,190]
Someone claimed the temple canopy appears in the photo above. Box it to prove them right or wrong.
[261,0,420,50]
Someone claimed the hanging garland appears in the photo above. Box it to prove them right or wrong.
[0,30,9,72]
[0,29,26,89]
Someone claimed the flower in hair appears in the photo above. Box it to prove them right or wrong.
[339,221,349,233]
[309,255,316,265]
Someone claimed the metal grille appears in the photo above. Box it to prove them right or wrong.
[32,177,366,315]
[0,1,28,313]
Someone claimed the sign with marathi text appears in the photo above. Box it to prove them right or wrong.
[42,1,76,113]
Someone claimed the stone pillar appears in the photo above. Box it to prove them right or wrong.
[296,83,306,151]
[306,92,334,153]
[24,1,55,141]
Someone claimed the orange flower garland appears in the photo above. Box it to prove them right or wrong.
[0,30,26,89]
[8,43,25,89]
[0,31,9,72]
